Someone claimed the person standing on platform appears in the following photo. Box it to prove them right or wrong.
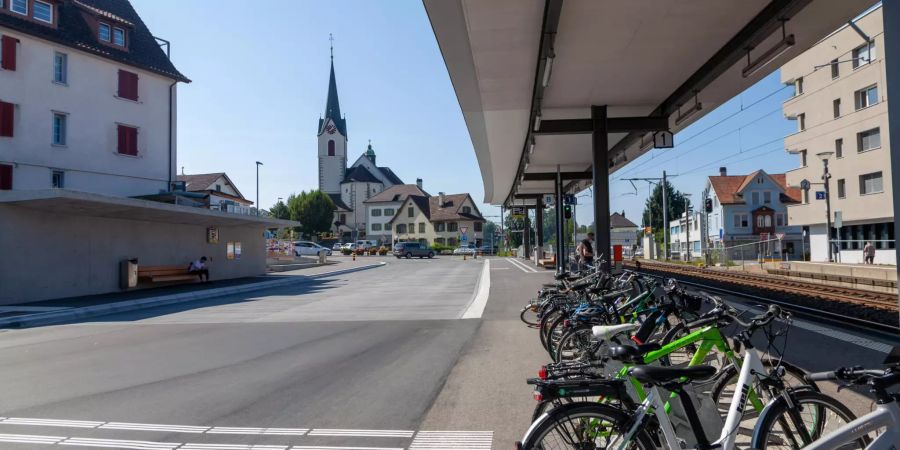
[863,241,875,264]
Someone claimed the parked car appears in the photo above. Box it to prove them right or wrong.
[453,246,477,256]
[341,243,357,250]
[355,240,379,250]
[393,242,435,259]
[477,245,495,254]
[332,243,344,251]
[294,241,332,256]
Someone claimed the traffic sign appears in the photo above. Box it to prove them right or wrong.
[564,194,577,205]
[775,232,785,241]
[719,228,724,240]
[815,191,826,200]
[834,211,842,229]
[460,227,468,234]
[544,194,555,206]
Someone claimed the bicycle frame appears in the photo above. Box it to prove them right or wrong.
[759,398,900,449]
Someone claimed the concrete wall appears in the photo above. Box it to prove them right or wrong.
[0,205,267,304]
[0,25,177,197]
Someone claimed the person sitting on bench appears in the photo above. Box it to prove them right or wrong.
[189,256,210,282]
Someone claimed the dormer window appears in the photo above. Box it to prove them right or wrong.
[99,23,111,42]
[113,27,125,46]
[33,1,53,23]
[10,0,27,16]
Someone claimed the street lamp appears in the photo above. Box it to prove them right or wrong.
[255,161,263,217]
[816,151,834,262]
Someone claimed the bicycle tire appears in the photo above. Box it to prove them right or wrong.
[554,325,595,363]
[545,314,569,360]
[520,402,655,450]
[657,321,703,367]
[539,308,561,351]
[750,389,869,449]
[520,306,539,326]
[710,358,817,418]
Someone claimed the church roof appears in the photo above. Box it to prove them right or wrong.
[378,167,404,185]
[365,184,428,203]
[327,193,351,211]
[343,166,381,183]
[318,59,348,137]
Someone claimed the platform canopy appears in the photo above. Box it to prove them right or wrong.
[424,0,874,206]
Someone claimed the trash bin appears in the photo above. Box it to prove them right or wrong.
[120,258,138,289]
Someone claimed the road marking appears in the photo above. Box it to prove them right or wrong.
[308,429,414,438]
[0,418,102,428]
[60,436,180,449]
[506,258,539,273]
[181,445,288,450]
[101,422,210,433]
[409,431,493,450]
[0,433,66,445]
[461,259,490,319]
[291,447,404,450]
[208,427,308,435]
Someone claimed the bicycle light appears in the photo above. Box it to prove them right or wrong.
[539,365,548,379]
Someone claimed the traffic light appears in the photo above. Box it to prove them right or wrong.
[563,204,572,219]
[704,198,713,213]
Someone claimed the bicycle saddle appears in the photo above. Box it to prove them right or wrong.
[592,323,640,340]
[628,365,717,384]
[607,342,662,363]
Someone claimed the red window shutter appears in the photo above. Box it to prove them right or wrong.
[128,127,138,155]
[0,101,13,137]
[1,36,17,71]
[118,70,138,101]
[117,125,128,154]
[0,164,12,190]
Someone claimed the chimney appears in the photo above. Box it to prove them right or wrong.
[416,178,423,190]
[438,192,445,207]
[719,167,727,176]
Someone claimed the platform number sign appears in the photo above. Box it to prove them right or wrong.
[653,130,674,149]
[815,191,826,200]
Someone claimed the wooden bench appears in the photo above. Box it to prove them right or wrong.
[138,264,197,284]
[538,254,557,269]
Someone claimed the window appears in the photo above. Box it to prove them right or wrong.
[733,214,748,228]
[474,222,483,232]
[448,222,458,232]
[33,0,52,23]
[117,70,139,101]
[831,58,839,78]
[797,113,805,131]
[757,216,765,228]
[371,223,382,231]
[794,77,803,95]
[371,209,382,217]
[0,164,12,190]
[418,223,425,233]
[802,189,809,204]
[751,191,760,205]
[859,172,883,195]
[462,206,471,214]
[765,216,772,227]
[384,208,394,216]
[837,179,846,199]
[116,124,138,156]
[833,98,841,118]
[339,213,346,224]
[763,191,771,204]
[835,138,843,158]
[396,224,407,234]
[852,43,875,69]
[857,127,881,152]
[52,112,66,145]
[215,184,221,192]
[448,238,457,246]
[407,206,414,217]
[113,27,125,46]
[1,35,17,71]
[51,170,64,188]
[854,85,878,110]
[53,52,67,84]
[0,101,13,137]
[800,149,807,167]
[327,140,335,156]
[435,222,445,232]
[10,0,26,15]
[776,213,786,227]
[99,23,111,42]
[408,223,415,234]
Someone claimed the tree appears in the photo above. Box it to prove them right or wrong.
[640,180,690,253]
[540,208,575,246]
[288,190,335,239]
[269,200,290,220]
[504,214,535,249]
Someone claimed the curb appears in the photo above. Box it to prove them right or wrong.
[0,262,386,329]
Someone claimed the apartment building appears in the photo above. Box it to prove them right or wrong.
[782,5,894,264]
[0,0,189,195]
[387,192,485,247]
[364,182,428,245]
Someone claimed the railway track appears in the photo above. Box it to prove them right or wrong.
[625,259,898,311]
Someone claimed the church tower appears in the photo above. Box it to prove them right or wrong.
[318,39,347,194]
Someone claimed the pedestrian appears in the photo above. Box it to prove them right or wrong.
[578,232,595,268]
[189,256,210,282]
[863,241,875,265]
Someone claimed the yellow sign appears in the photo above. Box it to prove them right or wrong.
[207,227,219,244]
[226,242,235,260]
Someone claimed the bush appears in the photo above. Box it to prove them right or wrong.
[431,243,454,253]
[341,248,352,255]
[378,246,389,255]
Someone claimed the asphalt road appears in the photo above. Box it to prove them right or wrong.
[0,256,896,450]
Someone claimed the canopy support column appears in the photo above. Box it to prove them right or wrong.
[592,105,611,271]
[536,199,544,265]
[556,167,565,272]
[523,207,531,260]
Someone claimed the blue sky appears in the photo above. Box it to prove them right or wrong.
[135,0,798,226]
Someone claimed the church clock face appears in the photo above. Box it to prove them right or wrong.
[325,122,337,134]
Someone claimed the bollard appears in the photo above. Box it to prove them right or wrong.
[463,254,467,261]
[353,252,356,261]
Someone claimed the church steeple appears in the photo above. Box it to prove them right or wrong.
[319,34,347,137]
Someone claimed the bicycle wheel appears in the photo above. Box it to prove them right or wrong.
[554,326,595,362]
[520,305,539,327]
[521,402,655,450]
[710,359,815,418]
[751,389,869,449]
[657,321,702,367]
[545,314,569,360]
[539,308,562,351]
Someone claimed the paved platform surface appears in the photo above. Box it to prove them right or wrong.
[0,256,895,449]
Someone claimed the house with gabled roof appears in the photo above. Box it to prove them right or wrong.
[387,192,486,247]
[363,181,428,245]
[705,167,803,260]
[177,172,253,214]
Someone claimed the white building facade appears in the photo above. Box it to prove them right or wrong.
[0,0,188,197]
